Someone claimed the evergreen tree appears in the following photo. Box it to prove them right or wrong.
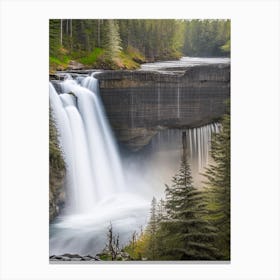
[104,19,122,60]
[203,102,230,259]
[156,198,166,222]
[183,19,230,57]
[146,197,158,260]
[49,19,60,56]
[160,134,219,260]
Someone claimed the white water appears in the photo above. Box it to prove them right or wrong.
[49,74,150,255]
[50,77,127,213]
[49,71,221,256]
[140,56,230,71]
[157,83,161,120]
[147,124,220,189]
[177,84,180,119]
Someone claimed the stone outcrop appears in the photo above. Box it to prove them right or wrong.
[50,253,100,262]
[50,251,132,262]
[95,64,230,150]
[49,165,65,221]
[67,60,85,70]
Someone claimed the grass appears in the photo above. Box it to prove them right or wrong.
[49,55,71,73]
[78,48,104,66]
[49,46,146,72]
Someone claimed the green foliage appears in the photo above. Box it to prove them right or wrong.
[203,101,230,259]
[123,198,166,260]
[49,19,230,71]
[49,55,70,65]
[183,19,230,57]
[49,19,61,57]
[78,48,104,65]
[220,39,230,53]
[49,111,65,171]
[124,230,150,260]
[145,197,158,259]
[159,153,219,260]
[104,20,122,60]
[124,138,224,260]
[49,110,66,221]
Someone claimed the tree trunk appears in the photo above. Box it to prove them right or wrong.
[66,19,68,35]
[60,19,63,46]
[70,19,72,37]
[98,19,100,47]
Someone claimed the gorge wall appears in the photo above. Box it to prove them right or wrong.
[95,64,230,150]
[49,114,66,221]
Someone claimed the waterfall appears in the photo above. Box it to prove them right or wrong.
[157,83,161,120]
[149,123,220,187]
[177,84,180,119]
[50,75,125,214]
[130,93,134,128]
[49,74,150,256]
[81,72,100,95]
[49,72,221,255]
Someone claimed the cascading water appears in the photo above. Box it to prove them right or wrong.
[148,124,220,188]
[157,83,161,120]
[49,74,150,255]
[50,76,126,213]
[49,72,221,256]
[177,84,180,119]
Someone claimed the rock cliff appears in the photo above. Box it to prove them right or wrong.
[95,64,230,150]
[49,113,66,221]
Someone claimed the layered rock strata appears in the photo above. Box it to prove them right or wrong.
[95,64,230,150]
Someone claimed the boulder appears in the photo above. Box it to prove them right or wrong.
[67,60,85,70]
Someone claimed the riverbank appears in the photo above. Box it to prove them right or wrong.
[49,46,183,74]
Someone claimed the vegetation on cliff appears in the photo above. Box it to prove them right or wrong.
[49,111,66,221]
[49,19,230,72]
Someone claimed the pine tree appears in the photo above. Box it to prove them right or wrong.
[104,19,122,60]
[49,19,61,56]
[156,198,166,223]
[160,133,219,260]
[203,102,230,259]
[146,197,158,260]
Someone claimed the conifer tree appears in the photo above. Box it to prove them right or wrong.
[49,19,61,56]
[160,132,219,260]
[203,102,230,259]
[156,198,166,223]
[146,197,158,260]
[104,19,122,60]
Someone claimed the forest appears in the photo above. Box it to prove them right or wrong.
[49,19,230,72]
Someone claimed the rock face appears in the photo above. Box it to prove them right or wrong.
[67,60,85,70]
[95,64,230,150]
[49,251,132,262]
[50,253,101,262]
[49,165,65,221]
[49,114,66,221]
